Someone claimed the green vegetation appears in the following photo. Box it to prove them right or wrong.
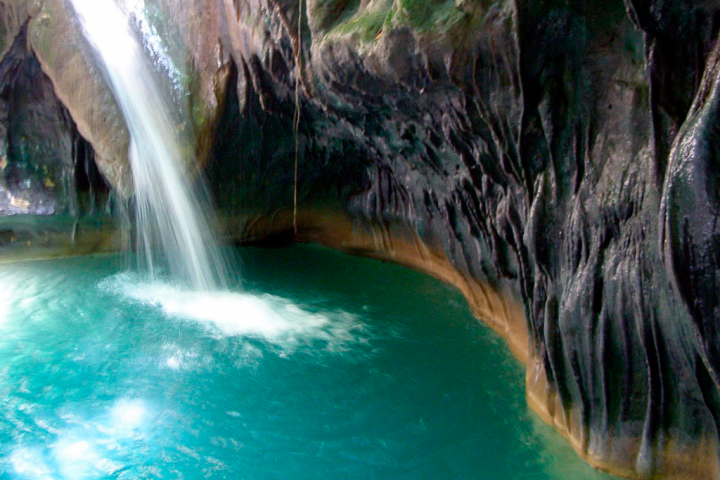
[310,0,360,32]
[327,0,469,45]
[391,0,466,32]
[330,0,392,43]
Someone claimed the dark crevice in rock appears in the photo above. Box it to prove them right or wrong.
[0,22,109,218]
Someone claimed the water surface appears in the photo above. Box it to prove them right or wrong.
[0,245,616,479]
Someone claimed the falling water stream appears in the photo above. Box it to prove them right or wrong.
[69,0,229,292]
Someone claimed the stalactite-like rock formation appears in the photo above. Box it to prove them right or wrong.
[3,0,720,478]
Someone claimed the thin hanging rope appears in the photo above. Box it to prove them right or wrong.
[293,0,303,236]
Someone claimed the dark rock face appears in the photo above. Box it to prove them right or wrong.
[0,21,108,217]
[0,24,75,215]
[209,0,720,477]
[3,0,720,478]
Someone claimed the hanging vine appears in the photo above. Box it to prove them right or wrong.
[292,0,303,236]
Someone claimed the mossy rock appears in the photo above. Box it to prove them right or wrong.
[322,0,505,48]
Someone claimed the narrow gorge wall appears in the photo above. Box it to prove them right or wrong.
[2,0,720,478]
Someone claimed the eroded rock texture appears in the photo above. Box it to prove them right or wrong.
[0,23,76,214]
[0,0,113,217]
[2,0,720,478]
[209,0,720,478]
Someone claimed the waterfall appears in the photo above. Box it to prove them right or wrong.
[69,0,231,292]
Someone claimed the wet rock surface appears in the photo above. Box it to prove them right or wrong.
[0,0,112,254]
[209,0,720,477]
[3,0,720,478]
[0,24,76,215]
[27,0,131,195]
[0,214,119,262]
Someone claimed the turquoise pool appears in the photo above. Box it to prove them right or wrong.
[0,245,615,479]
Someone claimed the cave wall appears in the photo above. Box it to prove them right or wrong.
[2,0,720,478]
[0,23,77,215]
[208,0,720,478]
[0,25,107,219]
[0,0,113,257]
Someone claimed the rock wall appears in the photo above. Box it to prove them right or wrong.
[3,0,720,478]
[0,0,112,217]
[27,0,130,195]
[209,0,720,478]
[0,23,75,215]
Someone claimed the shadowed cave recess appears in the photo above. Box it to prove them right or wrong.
[2,0,720,478]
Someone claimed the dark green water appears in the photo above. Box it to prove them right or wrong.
[0,245,615,479]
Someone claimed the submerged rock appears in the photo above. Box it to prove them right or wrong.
[3,0,720,478]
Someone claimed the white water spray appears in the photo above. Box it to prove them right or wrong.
[70,0,230,291]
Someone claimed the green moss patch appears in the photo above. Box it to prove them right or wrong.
[390,0,466,33]
[330,0,393,43]
[326,0,471,46]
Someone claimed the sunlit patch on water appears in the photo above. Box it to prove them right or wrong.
[9,448,52,480]
[157,342,201,371]
[109,399,147,431]
[100,273,368,354]
[5,397,152,480]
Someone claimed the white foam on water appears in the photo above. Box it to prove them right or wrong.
[101,274,366,353]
